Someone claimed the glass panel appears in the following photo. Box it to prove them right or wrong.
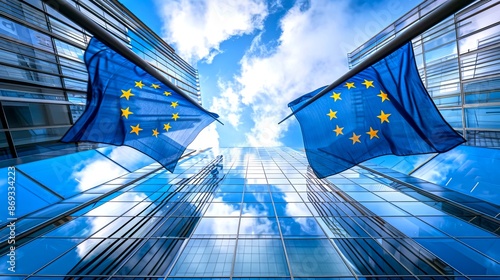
[0,64,61,87]
[332,238,412,275]
[233,239,289,276]
[458,238,500,262]
[419,216,495,237]
[274,202,313,217]
[284,239,352,277]
[192,217,239,237]
[0,168,60,223]
[0,131,13,160]
[438,108,463,128]
[457,3,500,37]
[243,192,272,203]
[17,150,128,198]
[97,146,155,172]
[241,202,275,216]
[278,217,325,237]
[416,238,500,275]
[204,202,241,217]
[359,202,410,216]
[0,15,53,52]
[239,217,280,238]
[43,216,116,237]
[0,237,81,274]
[412,145,500,205]
[464,77,500,104]
[466,107,500,129]
[170,239,235,276]
[392,202,445,215]
[11,126,70,147]
[4,102,71,128]
[383,216,446,237]
[53,39,84,61]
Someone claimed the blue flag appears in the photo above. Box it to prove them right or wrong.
[62,38,219,172]
[289,42,465,179]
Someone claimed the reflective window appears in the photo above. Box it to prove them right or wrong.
[241,202,275,216]
[0,15,52,51]
[4,101,71,128]
[383,216,446,237]
[193,217,239,237]
[412,145,500,205]
[0,237,81,274]
[274,202,313,217]
[239,217,280,237]
[466,107,500,129]
[284,239,352,276]
[419,216,495,237]
[415,238,500,275]
[17,150,128,198]
[0,168,60,223]
[205,202,241,217]
[279,217,325,237]
[97,146,155,172]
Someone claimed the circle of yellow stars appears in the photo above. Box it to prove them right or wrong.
[120,81,180,137]
[328,79,391,144]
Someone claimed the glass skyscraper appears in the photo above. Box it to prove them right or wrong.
[0,0,201,160]
[0,146,498,278]
[348,0,500,148]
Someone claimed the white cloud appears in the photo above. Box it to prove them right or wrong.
[208,80,243,128]
[72,156,126,192]
[223,0,408,146]
[156,0,412,146]
[156,0,269,64]
[229,0,355,146]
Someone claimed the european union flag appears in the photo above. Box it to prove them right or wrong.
[289,42,465,179]
[62,38,219,172]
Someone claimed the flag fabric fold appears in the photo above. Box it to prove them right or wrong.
[289,42,465,179]
[62,37,219,172]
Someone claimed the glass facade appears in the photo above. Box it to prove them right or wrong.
[0,0,201,160]
[0,146,498,278]
[348,0,500,148]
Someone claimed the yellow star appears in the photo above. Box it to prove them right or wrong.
[130,124,142,135]
[366,127,379,139]
[151,83,160,89]
[135,80,144,89]
[377,110,391,123]
[330,92,341,102]
[164,91,172,96]
[349,132,361,144]
[171,101,179,108]
[163,123,171,131]
[333,125,344,136]
[327,109,337,120]
[172,113,179,121]
[377,90,390,102]
[152,128,159,137]
[121,107,133,119]
[120,89,134,100]
[361,79,374,88]
[344,82,355,89]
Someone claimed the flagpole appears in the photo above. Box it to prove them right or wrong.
[279,0,476,125]
[42,0,222,124]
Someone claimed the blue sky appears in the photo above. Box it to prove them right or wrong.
[119,0,420,149]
